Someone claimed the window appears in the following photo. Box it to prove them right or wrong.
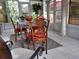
[49,1,54,23]
[56,1,61,11]
[6,1,19,23]
[69,1,79,25]
[55,0,62,22]
[49,0,62,23]
[21,4,29,16]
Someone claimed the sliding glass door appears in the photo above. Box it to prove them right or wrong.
[53,0,62,32]
[48,0,62,32]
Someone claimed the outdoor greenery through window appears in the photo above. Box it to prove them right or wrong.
[6,0,19,23]
[6,0,30,23]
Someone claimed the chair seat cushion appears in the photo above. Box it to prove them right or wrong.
[15,28,26,32]
[26,32,46,42]
[15,28,21,32]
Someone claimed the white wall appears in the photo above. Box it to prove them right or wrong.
[67,25,79,39]
[53,22,61,32]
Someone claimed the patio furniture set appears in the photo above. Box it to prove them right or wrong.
[11,16,49,54]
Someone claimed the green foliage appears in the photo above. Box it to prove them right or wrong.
[32,3,42,14]
[6,1,19,23]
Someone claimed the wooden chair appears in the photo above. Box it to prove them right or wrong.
[25,16,35,49]
[25,16,32,22]
[27,16,49,54]
[11,18,27,42]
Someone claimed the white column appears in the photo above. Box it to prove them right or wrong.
[53,0,56,30]
[29,0,32,15]
[47,0,50,20]
[18,1,22,16]
[43,0,47,18]
[61,0,69,36]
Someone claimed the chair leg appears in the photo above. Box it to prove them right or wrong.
[15,32,17,42]
[32,39,35,50]
[46,38,47,54]
[27,43,30,49]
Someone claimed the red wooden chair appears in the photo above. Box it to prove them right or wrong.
[25,16,36,49]
[25,16,32,22]
[27,16,49,54]
[11,18,27,42]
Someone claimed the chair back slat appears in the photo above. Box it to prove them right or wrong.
[10,18,16,30]
[35,16,45,28]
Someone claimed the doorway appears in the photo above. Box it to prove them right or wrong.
[48,0,62,32]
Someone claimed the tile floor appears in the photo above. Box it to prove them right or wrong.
[1,30,79,59]
[44,30,79,59]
